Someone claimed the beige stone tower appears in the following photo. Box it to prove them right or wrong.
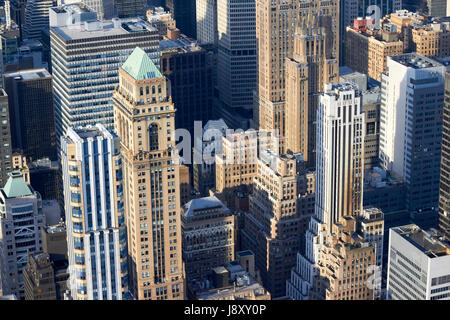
[255,0,339,154]
[241,151,312,298]
[113,47,185,300]
[285,14,339,165]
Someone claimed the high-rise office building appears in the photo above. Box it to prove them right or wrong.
[438,71,450,241]
[379,54,446,229]
[60,124,128,300]
[160,33,213,136]
[241,151,307,298]
[196,0,217,46]
[287,83,381,300]
[9,0,27,38]
[217,0,256,112]
[0,88,13,187]
[22,0,55,42]
[114,0,146,18]
[256,0,339,152]
[387,224,450,300]
[285,14,338,166]
[83,0,115,20]
[165,0,196,38]
[0,171,45,299]
[3,68,56,161]
[113,47,185,300]
[50,3,159,146]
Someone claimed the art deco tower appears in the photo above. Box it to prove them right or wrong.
[287,83,382,300]
[113,47,185,300]
[285,14,338,166]
[255,0,339,152]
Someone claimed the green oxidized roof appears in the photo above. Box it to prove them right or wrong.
[121,47,163,80]
[3,172,32,198]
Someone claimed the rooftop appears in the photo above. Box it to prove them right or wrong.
[51,18,157,41]
[160,35,201,53]
[3,68,51,80]
[391,53,443,69]
[2,171,33,198]
[65,124,115,144]
[393,224,450,258]
[51,3,94,15]
[183,196,229,218]
[121,47,162,80]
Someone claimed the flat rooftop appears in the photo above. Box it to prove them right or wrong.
[394,224,450,258]
[160,36,202,53]
[3,68,51,80]
[52,19,157,41]
[51,3,94,14]
[392,53,443,69]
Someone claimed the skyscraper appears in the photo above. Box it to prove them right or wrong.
[0,88,13,187]
[438,71,450,241]
[50,3,159,146]
[196,0,217,46]
[61,124,128,300]
[217,0,256,113]
[255,0,339,152]
[113,47,185,300]
[0,171,45,299]
[241,150,307,298]
[287,83,380,300]
[3,68,56,161]
[22,0,55,42]
[285,14,338,166]
[379,54,446,229]
[165,0,196,38]
[159,33,213,136]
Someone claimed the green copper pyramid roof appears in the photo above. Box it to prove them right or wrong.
[3,172,32,198]
[121,47,163,80]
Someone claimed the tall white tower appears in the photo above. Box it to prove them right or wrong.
[61,124,128,300]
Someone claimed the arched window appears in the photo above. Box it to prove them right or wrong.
[149,123,159,151]
[140,87,143,95]
[152,86,155,94]
[146,86,149,94]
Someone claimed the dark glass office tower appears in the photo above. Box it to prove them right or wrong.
[165,0,196,38]
[439,71,450,241]
[3,68,56,161]
[160,34,213,136]
[115,0,146,18]
[0,88,13,187]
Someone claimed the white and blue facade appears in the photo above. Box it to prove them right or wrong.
[61,124,127,300]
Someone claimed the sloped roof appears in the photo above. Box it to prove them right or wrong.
[184,196,228,218]
[3,172,32,198]
[121,47,162,80]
